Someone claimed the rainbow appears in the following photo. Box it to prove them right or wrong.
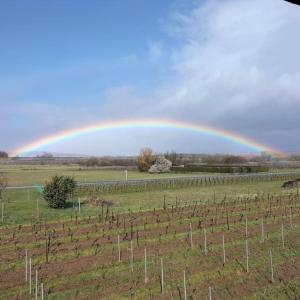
[10,118,284,157]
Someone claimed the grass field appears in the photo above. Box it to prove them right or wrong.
[0,164,218,187]
[0,179,295,226]
[2,164,299,187]
[0,183,299,299]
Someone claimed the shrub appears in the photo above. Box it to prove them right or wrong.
[222,155,247,164]
[84,157,100,167]
[43,176,76,208]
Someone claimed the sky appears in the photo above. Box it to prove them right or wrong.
[1,0,300,156]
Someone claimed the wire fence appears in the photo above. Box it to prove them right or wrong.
[76,172,300,194]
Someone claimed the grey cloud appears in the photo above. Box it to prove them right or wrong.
[154,0,300,145]
[2,0,300,154]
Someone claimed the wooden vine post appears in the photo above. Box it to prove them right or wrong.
[245,239,249,273]
[41,282,44,300]
[144,248,148,283]
[117,235,121,262]
[29,257,32,295]
[35,270,38,300]
[25,249,28,282]
[261,219,265,243]
[281,223,285,248]
[1,202,4,223]
[189,223,193,248]
[130,240,133,272]
[289,207,293,228]
[222,234,226,265]
[204,229,207,255]
[269,250,274,283]
[160,257,164,294]
[45,232,51,263]
[183,270,187,300]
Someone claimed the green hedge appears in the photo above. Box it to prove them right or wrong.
[171,165,269,173]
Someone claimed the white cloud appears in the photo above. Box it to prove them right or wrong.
[2,0,300,155]
[154,0,300,149]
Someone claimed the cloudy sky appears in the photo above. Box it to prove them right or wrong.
[1,0,300,156]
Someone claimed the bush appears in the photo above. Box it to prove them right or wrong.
[43,176,76,208]
[222,155,247,164]
[84,157,100,167]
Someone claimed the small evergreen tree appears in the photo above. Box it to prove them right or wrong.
[43,175,75,208]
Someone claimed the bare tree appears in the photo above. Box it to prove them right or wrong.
[0,151,8,158]
[137,148,156,172]
[164,151,178,166]
[0,172,8,202]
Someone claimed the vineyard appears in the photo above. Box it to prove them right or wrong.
[77,172,300,194]
[0,190,299,299]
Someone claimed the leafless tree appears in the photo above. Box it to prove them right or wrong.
[137,148,156,172]
[0,151,8,158]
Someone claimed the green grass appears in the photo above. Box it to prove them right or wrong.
[0,179,296,226]
[0,164,221,187]
[2,163,299,187]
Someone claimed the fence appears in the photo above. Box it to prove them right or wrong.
[76,172,300,194]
